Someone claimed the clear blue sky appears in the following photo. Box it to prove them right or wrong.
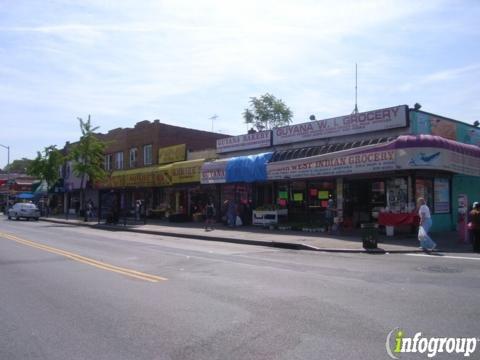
[1,0,479,168]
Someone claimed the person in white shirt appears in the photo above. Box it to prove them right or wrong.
[417,197,436,251]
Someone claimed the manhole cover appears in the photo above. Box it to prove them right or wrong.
[417,265,463,274]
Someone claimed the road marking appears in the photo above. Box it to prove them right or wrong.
[0,231,167,283]
[406,253,480,261]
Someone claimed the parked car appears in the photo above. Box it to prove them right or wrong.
[7,203,40,221]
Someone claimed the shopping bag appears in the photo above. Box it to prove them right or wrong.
[235,216,243,226]
[418,226,427,241]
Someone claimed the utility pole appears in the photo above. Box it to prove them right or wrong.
[0,144,10,210]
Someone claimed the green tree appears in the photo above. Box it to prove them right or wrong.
[3,158,33,174]
[27,146,64,191]
[243,93,293,131]
[70,115,107,221]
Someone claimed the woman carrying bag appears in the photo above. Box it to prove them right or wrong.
[417,197,437,252]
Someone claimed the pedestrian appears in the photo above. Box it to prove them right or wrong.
[204,199,216,231]
[469,202,480,253]
[135,200,141,221]
[325,195,336,234]
[87,199,94,220]
[227,200,237,227]
[417,197,437,251]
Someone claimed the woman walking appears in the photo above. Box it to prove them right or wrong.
[469,202,480,253]
[417,197,437,251]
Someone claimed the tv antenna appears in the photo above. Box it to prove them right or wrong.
[209,114,218,132]
[352,63,359,114]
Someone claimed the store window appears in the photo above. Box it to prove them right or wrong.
[143,144,152,165]
[129,148,137,168]
[115,152,124,170]
[387,178,408,212]
[255,183,273,208]
[277,183,289,209]
[415,176,451,214]
[433,178,450,213]
[104,154,113,171]
[308,181,335,209]
[415,178,433,210]
[290,181,306,205]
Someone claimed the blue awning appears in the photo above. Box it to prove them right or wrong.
[16,193,35,199]
[225,152,273,183]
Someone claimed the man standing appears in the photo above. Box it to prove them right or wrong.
[469,202,480,253]
[204,199,216,231]
[325,195,336,234]
[417,197,437,251]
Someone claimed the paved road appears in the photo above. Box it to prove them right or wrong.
[1,218,479,360]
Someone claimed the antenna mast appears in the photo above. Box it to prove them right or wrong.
[209,114,218,132]
[353,63,359,114]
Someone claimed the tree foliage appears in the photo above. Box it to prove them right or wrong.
[70,115,108,190]
[3,158,33,174]
[243,93,293,131]
[27,146,64,189]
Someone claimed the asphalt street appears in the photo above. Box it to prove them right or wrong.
[1,218,479,360]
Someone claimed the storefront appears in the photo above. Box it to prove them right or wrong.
[201,153,272,225]
[97,158,216,222]
[265,134,480,231]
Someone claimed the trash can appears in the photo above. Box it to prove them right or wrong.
[361,223,379,249]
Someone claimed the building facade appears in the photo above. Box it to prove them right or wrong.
[63,120,229,220]
[201,105,480,233]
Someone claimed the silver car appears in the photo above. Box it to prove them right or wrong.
[8,203,40,221]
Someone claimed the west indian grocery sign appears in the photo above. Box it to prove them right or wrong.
[267,134,480,180]
[267,146,396,180]
[273,105,408,145]
[217,131,272,153]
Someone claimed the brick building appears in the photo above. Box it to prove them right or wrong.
[99,120,228,171]
[63,120,229,220]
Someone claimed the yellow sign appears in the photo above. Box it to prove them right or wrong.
[158,144,186,165]
[293,193,303,201]
[96,172,125,188]
[96,159,203,188]
[124,171,155,187]
[96,166,172,188]
[170,159,204,184]
[318,191,329,200]
[153,164,172,186]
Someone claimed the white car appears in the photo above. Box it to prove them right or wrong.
[8,203,40,221]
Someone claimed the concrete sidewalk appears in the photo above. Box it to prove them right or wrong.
[36,216,475,254]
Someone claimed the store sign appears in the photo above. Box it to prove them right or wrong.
[158,144,186,165]
[273,105,408,145]
[201,160,227,184]
[96,165,173,188]
[154,167,172,186]
[267,148,396,180]
[170,160,203,184]
[217,131,272,153]
[396,147,480,177]
[124,172,155,187]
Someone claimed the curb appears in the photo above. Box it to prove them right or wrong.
[39,218,425,254]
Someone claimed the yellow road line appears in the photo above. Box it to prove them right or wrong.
[0,231,167,283]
